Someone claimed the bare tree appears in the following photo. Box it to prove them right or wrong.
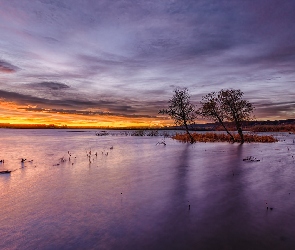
[198,89,254,143]
[159,88,196,143]
[218,89,254,143]
[197,92,235,142]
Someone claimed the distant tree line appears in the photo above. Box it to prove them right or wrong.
[159,88,254,144]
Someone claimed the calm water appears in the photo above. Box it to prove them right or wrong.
[1,129,295,250]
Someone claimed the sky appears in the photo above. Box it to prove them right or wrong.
[0,0,295,127]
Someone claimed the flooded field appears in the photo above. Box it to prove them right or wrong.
[0,129,295,250]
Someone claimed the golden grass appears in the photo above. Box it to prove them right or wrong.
[172,132,278,143]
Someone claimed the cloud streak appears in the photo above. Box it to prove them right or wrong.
[0,60,19,73]
[27,81,70,90]
[0,0,295,124]
[0,89,163,118]
[19,107,157,119]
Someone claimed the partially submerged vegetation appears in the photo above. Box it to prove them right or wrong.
[197,89,254,143]
[92,129,172,137]
[93,128,280,143]
[160,88,255,143]
[173,132,278,143]
[159,88,196,143]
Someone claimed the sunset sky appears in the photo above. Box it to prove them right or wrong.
[0,0,295,127]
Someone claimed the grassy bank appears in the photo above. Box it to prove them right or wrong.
[173,132,278,143]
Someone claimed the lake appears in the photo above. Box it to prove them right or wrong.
[0,129,295,250]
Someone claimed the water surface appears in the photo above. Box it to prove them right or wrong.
[1,129,295,250]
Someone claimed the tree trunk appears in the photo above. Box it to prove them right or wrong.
[234,118,244,144]
[184,122,194,143]
[217,118,235,142]
[237,127,244,144]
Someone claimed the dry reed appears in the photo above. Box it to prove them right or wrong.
[173,132,278,143]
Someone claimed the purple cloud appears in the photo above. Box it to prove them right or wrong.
[0,0,295,121]
[0,60,18,73]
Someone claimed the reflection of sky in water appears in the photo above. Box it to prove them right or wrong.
[1,130,295,249]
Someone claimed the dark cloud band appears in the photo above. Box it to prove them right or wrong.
[0,60,18,73]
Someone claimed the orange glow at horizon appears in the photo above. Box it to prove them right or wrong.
[0,100,173,127]
[1,100,278,128]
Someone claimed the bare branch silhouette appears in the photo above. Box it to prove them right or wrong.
[159,88,196,143]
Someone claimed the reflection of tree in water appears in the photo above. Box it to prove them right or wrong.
[195,143,288,250]
[152,144,194,249]
[152,144,262,250]
[136,142,295,250]
[172,143,190,200]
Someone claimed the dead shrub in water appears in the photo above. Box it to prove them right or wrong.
[146,130,159,136]
[131,130,146,136]
[173,132,278,143]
